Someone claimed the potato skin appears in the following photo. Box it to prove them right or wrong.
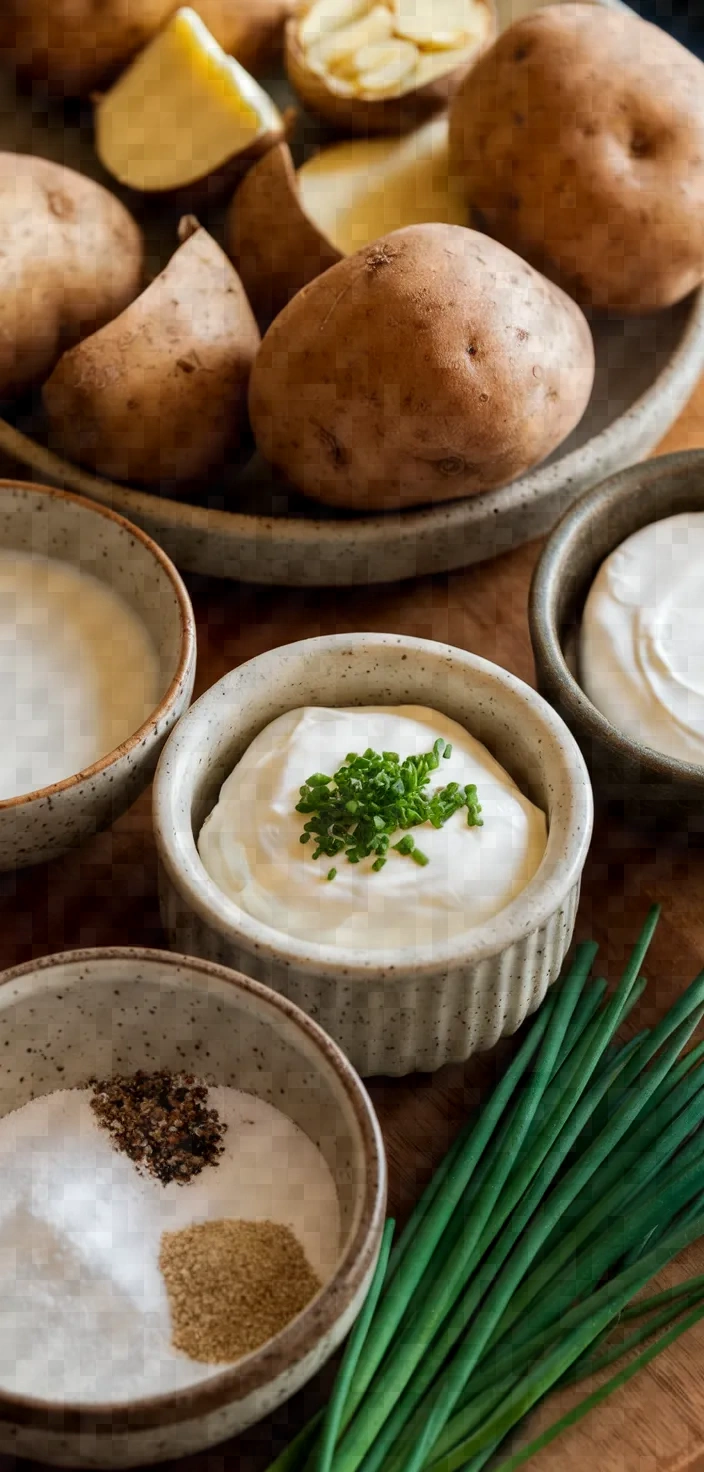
[448,3,704,314]
[42,224,260,486]
[226,143,343,326]
[0,153,143,399]
[248,223,594,512]
[0,0,293,95]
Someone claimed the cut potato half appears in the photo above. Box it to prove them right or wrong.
[297,117,467,253]
[226,120,467,320]
[95,7,284,195]
[285,0,494,131]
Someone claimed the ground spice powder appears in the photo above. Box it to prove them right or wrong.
[89,1070,226,1184]
[159,1218,322,1362]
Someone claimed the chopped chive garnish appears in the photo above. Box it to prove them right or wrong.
[297,737,483,876]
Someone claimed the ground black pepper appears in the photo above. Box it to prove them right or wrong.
[88,1070,226,1184]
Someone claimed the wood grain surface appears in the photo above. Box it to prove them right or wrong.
[1,376,703,1472]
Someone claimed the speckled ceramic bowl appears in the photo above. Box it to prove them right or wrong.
[153,633,593,1075]
[0,480,196,869]
[529,450,704,826]
[0,947,386,1468]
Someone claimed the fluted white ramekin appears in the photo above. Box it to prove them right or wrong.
[153,634,593,1076]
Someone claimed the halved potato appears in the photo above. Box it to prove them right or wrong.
[227,119,467,319]
[95,8,284,199]
[285,0,494,132]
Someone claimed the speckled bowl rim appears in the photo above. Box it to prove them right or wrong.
[0,945,386,1434]
[0,280,702,586]
[0,480,196,812]
[528,449,704,788]
[154,632,593,980]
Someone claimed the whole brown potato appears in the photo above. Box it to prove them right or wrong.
[0,153,143,399]
[248,223,595,512]
[448,3,704,314]
[0,0,294,95]
[43,220,260,486]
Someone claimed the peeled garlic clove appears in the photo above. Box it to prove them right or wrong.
[355,38,419,93]
[413,43,473,84]
[95,6,284,196]
[392,0,464,48]
[285,0,494,131]
[317,5,394,65]
[393,0,484,47]
[299,0,369,44]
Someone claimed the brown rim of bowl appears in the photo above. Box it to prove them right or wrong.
[528,448,704,787]
[0,479,196,812]
[0,946,387,1433]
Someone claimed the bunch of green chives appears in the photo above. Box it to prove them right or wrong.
[266,907,704,1472]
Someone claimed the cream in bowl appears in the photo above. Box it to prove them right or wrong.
[529,450,704,825]
[198,704,547,951]
[0,948,384,1467]
[580,512,704,766]
[154,633,592,1076]
[0,480,196,869]
[0,548,160,800]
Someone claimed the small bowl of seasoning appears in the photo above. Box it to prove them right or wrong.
[153,631,593,1076]
[0,478,196,869]
[0,946,385,1467]
[529,449,704,826]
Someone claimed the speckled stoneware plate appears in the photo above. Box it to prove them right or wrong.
[0,0,701,586]
[0,948,386,1467]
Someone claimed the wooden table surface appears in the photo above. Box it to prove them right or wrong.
[2,380,704,1472]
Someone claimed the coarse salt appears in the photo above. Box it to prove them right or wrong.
[0,1085,340,1403]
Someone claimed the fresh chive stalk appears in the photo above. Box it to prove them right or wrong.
[314,1221,395,1472]
[461,1296,704,1472]
[266,907,704,1472]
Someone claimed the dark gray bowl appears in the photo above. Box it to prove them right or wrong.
[529,451,704,827]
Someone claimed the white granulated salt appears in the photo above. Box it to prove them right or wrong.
[0,1086,340,1403]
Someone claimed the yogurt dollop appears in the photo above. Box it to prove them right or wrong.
[198,705,547,952]
[580,513,704,765]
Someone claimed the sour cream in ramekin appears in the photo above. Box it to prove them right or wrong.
[197,704,547,951]
[580,512,704,765]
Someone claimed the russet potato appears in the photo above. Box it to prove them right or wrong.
[448,3,704,313]
[0,154,143,399]
[248,223,595,511]
[43,220,260,486]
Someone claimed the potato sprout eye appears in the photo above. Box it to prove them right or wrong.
[437,456,466,477]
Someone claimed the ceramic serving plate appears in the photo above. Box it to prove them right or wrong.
[0,0,701,587]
